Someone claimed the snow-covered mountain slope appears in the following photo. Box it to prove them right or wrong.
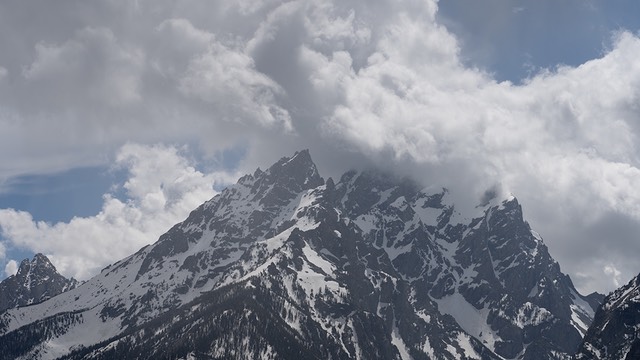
[0,150,600,360]
[0,254,77,313]
[575,273,640,360]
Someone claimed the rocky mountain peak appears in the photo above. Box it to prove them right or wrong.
[577,272,640,359]
[0,253,77,312]
[0,150,605,360]
[232,150,324,213]
[16,253,56,277]
[605,273,640,311]
[265,149,324,190]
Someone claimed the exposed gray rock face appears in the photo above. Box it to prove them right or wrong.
[0,150,600,360]
[335,169,600,360]
[576,273,640,360]
[0,254,77,312]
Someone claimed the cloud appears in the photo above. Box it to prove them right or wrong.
[0,0,639,293]
[177,30,292,130]
[0,144,238,279]
[0,8,294,180]
[22,27,144,107]
[4,260,17,277]
[604,264,623,288]
[313,22,640,292]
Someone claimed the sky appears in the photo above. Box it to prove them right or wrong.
[0,0,639,295]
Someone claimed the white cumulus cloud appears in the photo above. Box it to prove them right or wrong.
[4,260,17,277]
[0,143,238,280]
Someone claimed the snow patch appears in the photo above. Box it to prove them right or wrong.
[456,332,482,360]
[435,292,500,350]
[514,302,552,327]
[302,243,335,276]
[391,321,413,360]
[412,203,442,227]
[570,304,591,337]
[422,338,436,359]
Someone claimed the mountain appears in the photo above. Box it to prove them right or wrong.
[335,169,599,360]
[575,273,640,359]
[0,253,78,313]
[0,150,600,359]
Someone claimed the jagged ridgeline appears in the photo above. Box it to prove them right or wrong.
[576,273,640,360]
[0,254,78,313]
[0,150,602,360]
